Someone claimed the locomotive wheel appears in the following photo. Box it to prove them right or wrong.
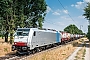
[32,50,36,54]
[30,50,35,54]
[36,48,41,52]
[27,51,31,55]
[42,46,46,50]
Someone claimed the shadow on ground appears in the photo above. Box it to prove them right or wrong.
[73,40,90,48]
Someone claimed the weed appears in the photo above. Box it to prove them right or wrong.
[42,57,46,60]
[82,57,84,60]
[82,39,84,42]
[67,47,69,50]
[82,49,86,57]
[4,48,8,52]
[79,40,83,42]
[72,42,78,46]
[62,54,66,55]
[75,56,79,58]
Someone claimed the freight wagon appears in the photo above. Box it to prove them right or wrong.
[60,32,71,43]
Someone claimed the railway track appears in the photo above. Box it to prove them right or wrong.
[0,40,75,60]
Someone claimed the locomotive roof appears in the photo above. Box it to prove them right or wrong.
[17,28,59,33]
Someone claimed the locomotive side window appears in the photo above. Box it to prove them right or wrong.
[33,31,36,36]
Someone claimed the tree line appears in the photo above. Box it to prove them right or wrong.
[64,24,84,35]
[0,0,47,44]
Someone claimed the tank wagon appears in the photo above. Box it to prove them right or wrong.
[61,32,71,43]
[60,32,85,43]
[12,28,61,54]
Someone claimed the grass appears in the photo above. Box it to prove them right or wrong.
[82,58,84,60]
[72,42,78,47]
[0,43,12,57]
[74,47,86,60]
[27,38,87,60]
[4,48,8,52]
[62,54,66,55]
[79,39,84,42]
[75,56,79,58]
[71,38,88,60]
[82,49,86,57]
[27,44,76,60]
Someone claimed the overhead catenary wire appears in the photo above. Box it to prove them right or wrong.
[57,0,77,24]
[45,0,77,26]
[44,0,79,30]
[43,18,68,31]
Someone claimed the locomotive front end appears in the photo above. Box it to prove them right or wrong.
[12,28,30,53]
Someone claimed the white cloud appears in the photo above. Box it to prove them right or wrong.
[56,9,61,12]
[52,9,61,15]
[46,6,52,13]
[77,1,84,5]
[71,4,74,7]
[60,16,72,21]
[57,22,65,26]
[83,0,90,3]
[75,1,84,9]
[52,12,60,15]
[63,10,69,14]
[78,15,85,19]
[71,1,87,9]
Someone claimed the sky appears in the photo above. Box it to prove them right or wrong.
[43,0,90,33]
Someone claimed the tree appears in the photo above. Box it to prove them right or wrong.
[0,18,5,39]
[64,24,83,34]
[12,0,47,28]
[83,3,90,41]
[29,0,47,28]
[0,0,47,43]
[0,0,12,42]
[83,3,90,24]
[87,25,90,40]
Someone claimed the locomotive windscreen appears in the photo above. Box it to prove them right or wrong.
[16,29,30,36]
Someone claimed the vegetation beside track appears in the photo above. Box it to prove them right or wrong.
[0,37,87,60]
[26,38,87,60]
[74,47,86,60]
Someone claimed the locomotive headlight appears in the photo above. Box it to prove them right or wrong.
[14,42,17,45]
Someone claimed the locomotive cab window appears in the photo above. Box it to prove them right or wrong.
[16,29,30,36]
[33,31,36,36]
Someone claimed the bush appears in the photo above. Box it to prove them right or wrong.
[4,48,8,52]
[87,25,90,41]
[72,42,78,46]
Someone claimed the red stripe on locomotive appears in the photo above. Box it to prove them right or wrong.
[14,42,27,46]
